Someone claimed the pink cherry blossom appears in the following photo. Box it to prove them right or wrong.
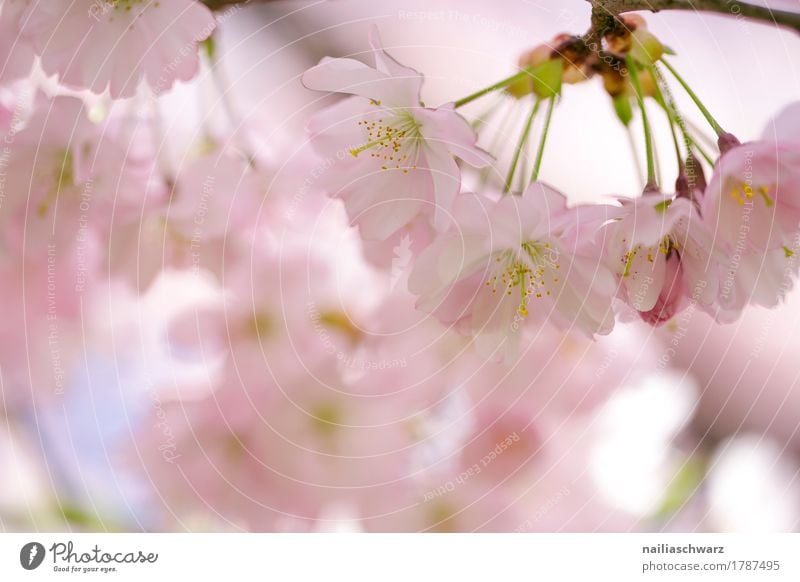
[702,104,800,319]
[359,476,519,532]
[302,27,491,241]
[409,184,616,359]
[0,95,96,256]
[1,0,799,536]
[762,101,800,145]
[455,322,659,420]
[359,214,435,272]
[19,0,216,98]
[146,369,427,534]
[606,193,722,325]
[715,246,800,321]
[703,111,800,254]
[0,251,87,411]
[107,145,261,291]
[0,95,158,260]
[0,0,35,84]
[163,236,370,394]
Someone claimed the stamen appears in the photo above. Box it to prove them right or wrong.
[622,247,638,277]
[350,111,423,172]
[486,241,560,317]
[732,183,773,208]
[758,185,774,207]
[518,270,529,316]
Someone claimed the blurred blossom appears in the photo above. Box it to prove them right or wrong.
[13,0,215,98]
[707,435,800,533]
[668,290,800,452]
[0,0,798,535]
[0,418,49,529]
[589,370,698,517]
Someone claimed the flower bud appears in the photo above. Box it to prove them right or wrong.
[518,44,552,69]
[613,94,633,126]
[636,66,658,98]
[550,34,592,85]
[506,44,552,98]
[531,57,564,98]
[606,14,646,54]
[675,153,707,204]
[630,28,665,65]
[717,131,741,154]
[606,14,664,65]
[602,68,627,97]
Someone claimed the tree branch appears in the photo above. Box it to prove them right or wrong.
[202,0,270,10]
[203,0,799,33]
[587,0,800,33]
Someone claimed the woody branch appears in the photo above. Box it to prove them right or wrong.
[587,0,800,33]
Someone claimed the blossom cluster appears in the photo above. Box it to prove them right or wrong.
[1,0,215,97]
[303,25,800,360]
[0,1,797,532]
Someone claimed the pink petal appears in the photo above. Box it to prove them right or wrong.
[762,101,800,145]
[302,56,420,108]
[415,105,493,168]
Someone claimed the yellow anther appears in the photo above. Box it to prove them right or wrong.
[758,187,774,207]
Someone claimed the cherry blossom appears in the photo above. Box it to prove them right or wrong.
[302,27,491,241]
[409,184,616,359]
[703,106,800,254]
[107,145,262,291]
[0,0,35,84]
[703,103,800,319]
[0,94,163,266]
[0,1,798,536]
[606,193,722,325]
[138,255,431,531]
[19,0,216,98]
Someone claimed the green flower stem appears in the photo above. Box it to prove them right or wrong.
[504,98,541,193]
[666,113,684,170]
[626,55,656,188]
[455,67,534,109]
[470,93,504,130]
[649,68,684,170]
[626,125,645,185]
[661,58,725,136]
[479,102,518,187]
[531,96,556,183]
[652,64,715,166]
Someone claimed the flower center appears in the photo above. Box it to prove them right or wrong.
[349,110,423,174]
[621,236,673,277]
[247,311,274,338]
[36,148,75,217]
[485,241,561,316]
[730,181,774,207]
[316,311,361,345]
[311,402,343,439]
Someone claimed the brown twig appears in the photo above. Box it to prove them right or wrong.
[202,0,266,10]
[587,0,800,33]
[201,0,799,33]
